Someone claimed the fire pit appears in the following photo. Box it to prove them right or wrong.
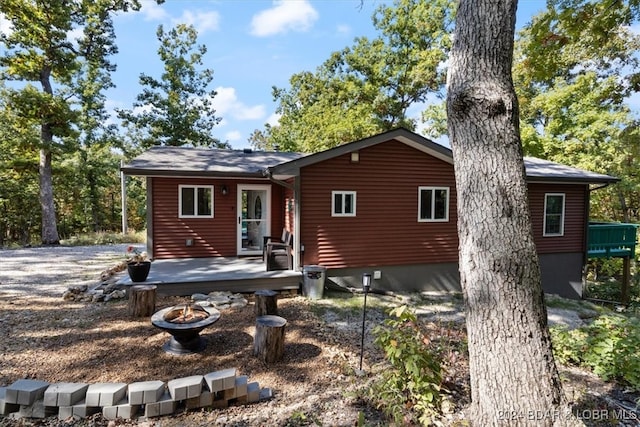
[151,303,220,355]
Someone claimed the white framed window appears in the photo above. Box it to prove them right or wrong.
[543,193,565,236]
[179,185,214,218]
[418,187,449,222]
[332,191,356,217]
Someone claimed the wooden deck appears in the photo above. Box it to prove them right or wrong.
[116,257,302,296]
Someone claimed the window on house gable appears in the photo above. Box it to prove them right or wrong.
[418,187,449,222]
[179,185,214,218]
[544,193,565,236]
[332,191,356,217]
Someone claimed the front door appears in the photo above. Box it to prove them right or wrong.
[237,184,271,256]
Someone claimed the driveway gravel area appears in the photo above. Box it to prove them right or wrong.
[0,244,139,297]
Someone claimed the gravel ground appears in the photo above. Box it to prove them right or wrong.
[1,245,638,426]
[0,244,392,426]
[0,244,140,297]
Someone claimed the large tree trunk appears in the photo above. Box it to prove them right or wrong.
[446,1,579,425]
[39,66,60,245]
[39,145,60,245]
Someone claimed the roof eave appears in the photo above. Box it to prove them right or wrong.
[120,167,266,179]
[526,176,620,185]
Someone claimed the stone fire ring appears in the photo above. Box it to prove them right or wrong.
[151,305,221,355]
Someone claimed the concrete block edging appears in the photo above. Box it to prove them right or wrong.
[0,369,271,421]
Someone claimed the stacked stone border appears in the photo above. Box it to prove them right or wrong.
[0,368,272,421]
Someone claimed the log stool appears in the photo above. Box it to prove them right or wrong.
[253,315,287,363]
[128,284,157,318]
[254,290,278,316]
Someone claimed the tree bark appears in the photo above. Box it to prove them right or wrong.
[39,146,60,245]
[254,290,278,316]
[39,66,60,245]
[446,1,580,425]
[253,315,286,363]
[128,285,157,318]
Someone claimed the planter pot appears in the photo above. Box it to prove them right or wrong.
[127,261,151,282]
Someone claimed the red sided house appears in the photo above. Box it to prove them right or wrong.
[121,128,619,299]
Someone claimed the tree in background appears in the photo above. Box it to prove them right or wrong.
[117,24,226,151]
[514,0,640,222]
[71,0,127,232]
[447,0,577,423]
[250,0,455,152]
[424,0,640,223]
[0,0,144,244]
[0,84,41,245]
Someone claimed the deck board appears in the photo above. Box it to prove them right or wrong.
[116,257,301,296]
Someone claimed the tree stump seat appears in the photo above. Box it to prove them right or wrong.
[253,315,286,363]
[128,284,157,318]
[254,289,278,316]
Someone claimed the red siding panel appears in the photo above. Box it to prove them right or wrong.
[529,183,587,254]
[151,178,284,259]
[148,145,590,265]
[300,140,459,268]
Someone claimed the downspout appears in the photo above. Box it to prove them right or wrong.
[120,161,128,235]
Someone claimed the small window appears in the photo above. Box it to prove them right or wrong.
[544,193,565,236]
[418,187,449,222]
[179,185,213,218]
[332,191,356,217]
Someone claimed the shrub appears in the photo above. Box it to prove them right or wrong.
[550,314,640,391]
[368,305,443,426]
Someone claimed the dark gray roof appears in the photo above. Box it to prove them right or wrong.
[122,129,619,185]
[121,146,305,177]
[523,156,618,184]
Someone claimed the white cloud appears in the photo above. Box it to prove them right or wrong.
[336,24,351,35]
[173,10,220,35]
[250,0,319,37]
[266,112,281,127]
[212,87,266,121]
[140,1,169,22]
[225,130,242,141]
[0,13,14,37]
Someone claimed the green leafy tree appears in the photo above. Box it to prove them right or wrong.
[0,0,144,244]
[251,0,455,152]
[0,85,41,245]
[424,0,640,222]
[118,24,225,151]
[514,0,640,222]
[72,1,123,232]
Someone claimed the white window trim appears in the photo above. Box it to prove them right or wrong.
[179,185,214,218]
[418,186,449,222]
[543,193,565,237]
[331,191,357,217]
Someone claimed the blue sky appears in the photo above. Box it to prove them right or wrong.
[107,0,550,149]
